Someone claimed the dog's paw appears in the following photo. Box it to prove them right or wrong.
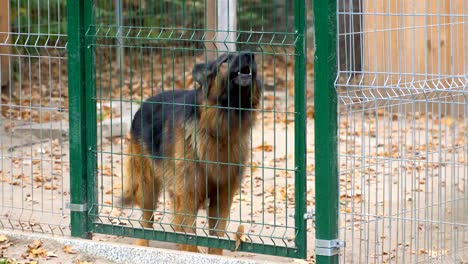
[134,239,149,247]
[179,244,200,253]
[208,247,223,255]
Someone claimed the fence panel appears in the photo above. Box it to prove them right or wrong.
[336,0,468,263]
[72,0,309,258]
[313,0,339,263]
[0,0,70,236]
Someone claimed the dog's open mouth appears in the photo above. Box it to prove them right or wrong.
[239,66,252,75]
[233,65,253,87]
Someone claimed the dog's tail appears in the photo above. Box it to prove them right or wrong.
[119,137,142,207]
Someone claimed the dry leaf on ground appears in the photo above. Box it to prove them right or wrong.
[25,240,58,259]
[0,235,8,242]
[253,143,273,152]
[77,260,93,264]
[63,245,76,254]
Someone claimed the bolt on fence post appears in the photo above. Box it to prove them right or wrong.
[294,0,308,260]
[313,0,339,263]
[68,0,95,238]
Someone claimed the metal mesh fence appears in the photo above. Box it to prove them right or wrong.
[0,0,314,259]
[0,0,315,261]
[0,0,69,235]
[88,0,309,257]
[337,0,468,263]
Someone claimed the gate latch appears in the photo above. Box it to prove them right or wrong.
[315,239,345,256]
[66,202,88,212]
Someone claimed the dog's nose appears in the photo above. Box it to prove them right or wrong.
[239,52,254,63]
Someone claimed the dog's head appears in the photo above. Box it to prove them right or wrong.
[193,52,259,108]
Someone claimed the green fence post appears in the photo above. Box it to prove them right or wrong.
[294,0,308,260]
[68,0,95,238]
[313,0,340,263]
[84,0,97,233]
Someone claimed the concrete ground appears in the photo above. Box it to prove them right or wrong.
[0,229,286,264]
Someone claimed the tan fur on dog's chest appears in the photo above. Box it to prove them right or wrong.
[179,120,249,185]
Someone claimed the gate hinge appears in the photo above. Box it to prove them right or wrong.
[315,239,345,256]
[304,209,315,220]
[66,202,88,212]
[288,209,315,220]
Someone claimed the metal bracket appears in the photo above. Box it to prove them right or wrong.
[315,239,345,256]
[304,209,315,220]
[287,209,315,220]
[66,202,88,212]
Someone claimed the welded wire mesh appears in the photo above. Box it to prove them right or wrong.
[90,0,309,257]
[0,0,69,235]
[337,0,468,263]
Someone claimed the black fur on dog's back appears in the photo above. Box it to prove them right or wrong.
[131,89,200,159]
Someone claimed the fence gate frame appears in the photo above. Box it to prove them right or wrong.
[67,0,309,259]
[313,0,340,264]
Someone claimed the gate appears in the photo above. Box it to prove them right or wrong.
[67,0,309,258]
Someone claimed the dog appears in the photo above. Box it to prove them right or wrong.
[121,52,261,255]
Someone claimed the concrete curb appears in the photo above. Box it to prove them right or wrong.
[0,229,274,264]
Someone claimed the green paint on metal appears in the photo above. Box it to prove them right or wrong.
[294,0,308,260]
[84,0,98,233]
[93,223,302,258]
[313,0,339,263]
[77,0,310,259]
[67,0,90,239]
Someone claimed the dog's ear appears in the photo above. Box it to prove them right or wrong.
[193,53,230,87]
[192,61,216,87]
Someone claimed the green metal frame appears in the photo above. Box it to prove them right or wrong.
[68,0,91,239]
[313,0,339,263]
[68,0,308,259]
[68,0,96,237]
[294,0,308,260]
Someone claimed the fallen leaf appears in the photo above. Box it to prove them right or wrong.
[44,184,58,190]
[253,143,273,152]
[28,240,43,250]
[63,245,76,254]
[307,106,314,119]
[13,173,26,179]
[0,235,7,242]
[77,260,93,264]
[34,176,44,182]
[441,117,454,126]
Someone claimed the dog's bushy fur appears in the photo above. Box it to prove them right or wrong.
[121,52,261,254]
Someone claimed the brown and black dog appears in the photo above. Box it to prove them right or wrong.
[121,52,261,254]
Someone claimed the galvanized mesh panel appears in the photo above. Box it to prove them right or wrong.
[0,0,69,235]
[337,0,468,263]
[89,0,309,257]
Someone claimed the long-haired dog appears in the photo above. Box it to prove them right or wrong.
[121,52,261,255]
